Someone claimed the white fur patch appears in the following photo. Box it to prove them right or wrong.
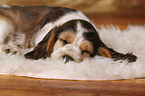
[35,11,90,45]
[0,20,13,44]
[0,25,144,81]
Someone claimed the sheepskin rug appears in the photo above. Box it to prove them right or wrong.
[0,25,145,80]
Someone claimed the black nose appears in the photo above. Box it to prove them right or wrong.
[62,55,74,63]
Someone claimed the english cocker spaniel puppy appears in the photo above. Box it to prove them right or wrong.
[0,5,137,63]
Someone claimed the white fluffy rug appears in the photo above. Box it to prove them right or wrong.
[1,25,145,80]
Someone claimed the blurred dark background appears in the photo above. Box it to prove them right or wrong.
[1,0,145,27]
[1,0,145,16]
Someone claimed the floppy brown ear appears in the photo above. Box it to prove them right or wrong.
[97,47,137,62]
[97,47,112,58]
[46,33,56,56]
[24,32,56,60]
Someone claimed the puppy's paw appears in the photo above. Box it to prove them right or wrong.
[1,45,22,55]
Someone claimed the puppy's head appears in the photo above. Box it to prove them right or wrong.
[51,20,112,62]
[25,19,137,62]
[25,20,112,62]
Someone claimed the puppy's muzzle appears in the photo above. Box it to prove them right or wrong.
[51,44,83,63]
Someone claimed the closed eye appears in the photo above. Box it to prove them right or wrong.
[60,39,69,44]
[82,50,90,54]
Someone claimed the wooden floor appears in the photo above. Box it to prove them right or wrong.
[1,15,145,96]
[0,75,145,96]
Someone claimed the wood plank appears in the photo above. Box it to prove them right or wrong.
[0,75,145,96]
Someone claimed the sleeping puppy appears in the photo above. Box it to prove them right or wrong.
[0,5,137,63]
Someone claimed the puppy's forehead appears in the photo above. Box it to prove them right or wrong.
[76,21,86,36]
[58,20,96,42]
[76,20,97,36]
[75,20,97,42]
[58,21,85,38]
[56,19,98,45]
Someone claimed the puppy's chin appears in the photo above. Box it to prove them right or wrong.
[50,51,62,60]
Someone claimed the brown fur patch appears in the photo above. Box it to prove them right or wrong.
[46,33,56,56]
[58,31,75,44]
[98,47,112,58]
[80,41,93,53]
